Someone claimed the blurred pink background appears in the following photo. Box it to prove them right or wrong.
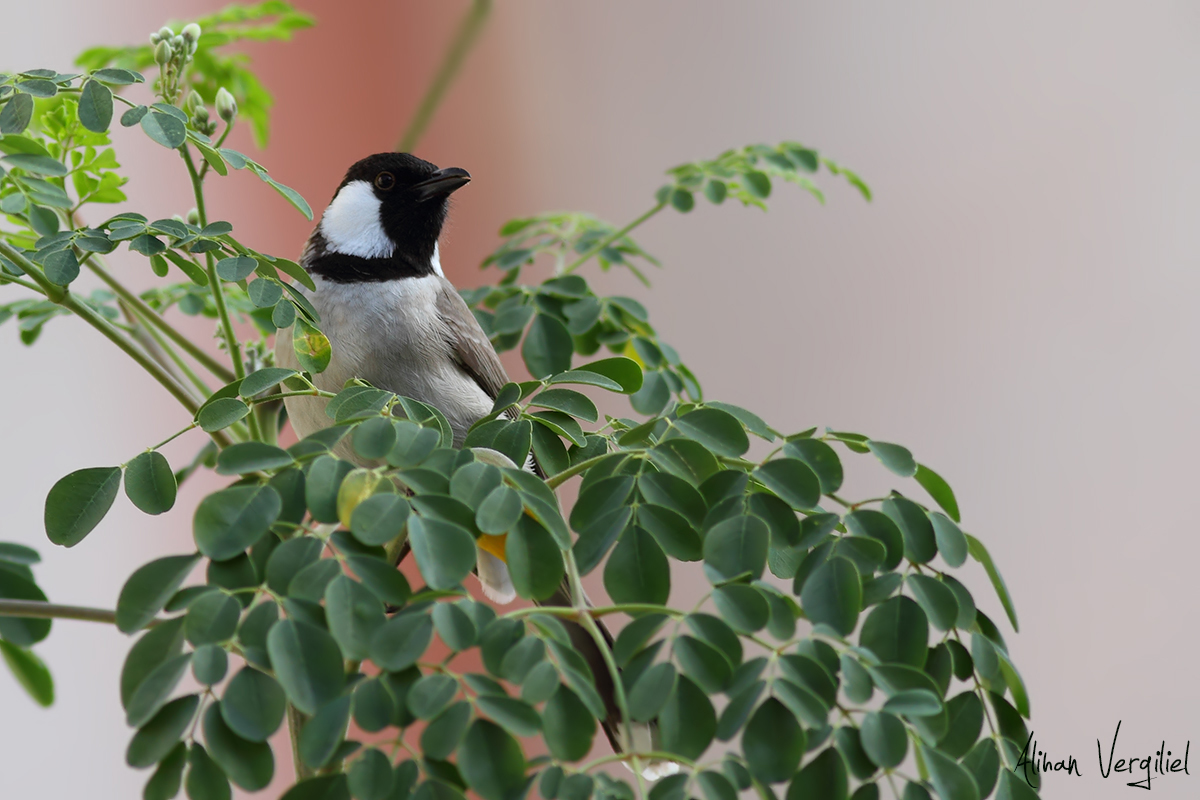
[3,2,1200,797]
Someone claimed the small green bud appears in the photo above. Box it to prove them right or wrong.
[181,23,202,44]
[185,91,204,114]
[186,208,200,225]
[153,40,172,66]
[158,26,174,41]
[149,32,160,45]
[215,88,237,124]
[193,106,209,124]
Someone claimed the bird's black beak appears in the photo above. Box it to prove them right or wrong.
[413,167,471,201]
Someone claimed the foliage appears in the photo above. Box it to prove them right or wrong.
[0,6,1035,800]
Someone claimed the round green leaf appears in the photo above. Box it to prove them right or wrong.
[78,79,113,132]
[185,744,231,800]
[929,511,968,568]
[126,694,200,767]
[920,744,981,800]
[713,584,770,633]
[194,485,281,561]
[914,464,960,522]
[507,515,565,601]
[433,602,477,651]
[604,526,670,605]
[185,592,241,645]
[409,673,459,720]
[124,452,177,514]
[197,398,251,433]
[475,694,542,737]
[141,110,187,149]
[752,459,820,511]
[675,408,750,458]
[476,485,523,535]
[458,719,528,800]
[786,748,847,800]
[44,466,121,546]
[216,256,257,282]
[348,495,410,547]
[529,388,599,423]
[325,575,386,660]
[215,442,294,476]
[783,439,843,494]
[144,744,187,800]
[349,748,395,800]
[660,675,716,761]
[906,574,959,631]
[880,497,937,564]
[522,314,573,378]
[799,556,861,636]
[628,661,677,723]
[703,515,769,582]
[349,556,412,607]
[577,357,643,393]
[116,554,200,633]
[839,654,873,704]
[121,618,186,709]
[942,691,985,759]
[866,441,917,477]
[239,367,296,397]
[248,278,285,309]
[860,711,907,769]
[299,696,352,770]
[221,667,286,742]
[860,597,929,667]
[542,685,595,762]
[192,644,228,686]
[0,567,50,646]
[843,510,904,571]
[266,619,345,715]
[677,633,733,694]
[369,611,433,672]
[126,652,192,727]
[422,702,472,760]
[202,703,274,791]
[743,698,804,783]
[408,516,476,591]
[882,689,942,717]
[962,740,1000,799]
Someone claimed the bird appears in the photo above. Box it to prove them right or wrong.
[275,152,676,779]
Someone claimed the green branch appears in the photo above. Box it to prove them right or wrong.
[0,599,121,627]
[561,202,666,275]
[396,0,492,153]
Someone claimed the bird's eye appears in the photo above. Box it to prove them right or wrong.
[374,172,395,191]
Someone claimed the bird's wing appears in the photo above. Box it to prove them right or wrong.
[434,277,510,400]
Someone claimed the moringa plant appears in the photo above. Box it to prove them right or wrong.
[0,4,1037,800]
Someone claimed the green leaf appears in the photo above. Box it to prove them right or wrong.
[144,744,187,800]
[185,592,241,645]
[294,316,332,373]
[929,512,968,568]
[92,67,142,85]
[860,711,907,769]
[0,568,49,646]
[942,691,985,759]
[659,675,716,761]
[192,644,228,686]
[264,175,313,220]
[215,442,294,476]
[786,748,847,800]
[202,703,275,791]
[753,460,821,510]
[628,662,676,723]
[185,744,231,800]
[350,494,411,546]
[675,408,750,458]
[881,497,937,564]
[703,515,770,582]
[866,441,917,477]
[194,485,281,561]
[410,673,459,720]
[348,748,394,800]
[799,556,861,636]
[240,367,297,397]
[523,314,574,378]
[919,744,980,800]
[126,652,192,727]
[914,464,960,522]
[906,575,959,632]
[325,576,385,661]
[882,689,942,717]
[350,556,412,608]
[433,603,477,651]
[306,456,354,524]
[605,526,670,604]
[216,255,258,281]
[476,485,522,536]
[282,776,351,800]
[674,635,731,694]
[369,612,433,672]
[965,534,1019,631]
[124,452,177,514]
[547,370,623,392]
[0,93,33,134]
[0,640,53,707]
[860,597,928,668]
[78,79,113,132]
[197,398,251,432]
[220,667,286,742]
[3,153,67,176]
[422,702,472,761]
[712,584,769,633]
[458,720,527,800]
[121,618,186,709]
[962,740,1000,799]
[671,188,695,212]
[475,694,542,737]
[299,696,352,770]
[529,388,599,422]
[0,542,41,566]
[248,278,284,308]
[578,357,643,393]
[116,554,200,633]
[843,510,904,571]
[44,466,121,546]
[743,698,804,783]
[507,515,565,600]
[141,110,187,149]
[542,686,595,762]
[266,619,346,714]
[409,517,476,591]
[783,439,842,494]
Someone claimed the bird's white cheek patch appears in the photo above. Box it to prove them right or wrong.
[320,180,394,259]
[431,241,445,277]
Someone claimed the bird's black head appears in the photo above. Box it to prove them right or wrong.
[303,152,471,283]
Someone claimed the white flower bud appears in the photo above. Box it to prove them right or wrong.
[215,88,237,124]
[158,26,174,41]
[185,90,203,114]
[149,32,161,45]
[193,106,209,124]
[153,40,172,66]
[186,208,200,225]
[181,23,201,44]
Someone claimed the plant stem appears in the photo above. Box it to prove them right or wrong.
[122,299,212,400]
[396,0,492,152]
[84,254,237,383]
[0,599,142,627]
[545,451,640,490]
[287,705,312,780]
[561,202,666,275]
[181,147,260,440]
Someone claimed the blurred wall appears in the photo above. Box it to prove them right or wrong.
[3,2,1200,798]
